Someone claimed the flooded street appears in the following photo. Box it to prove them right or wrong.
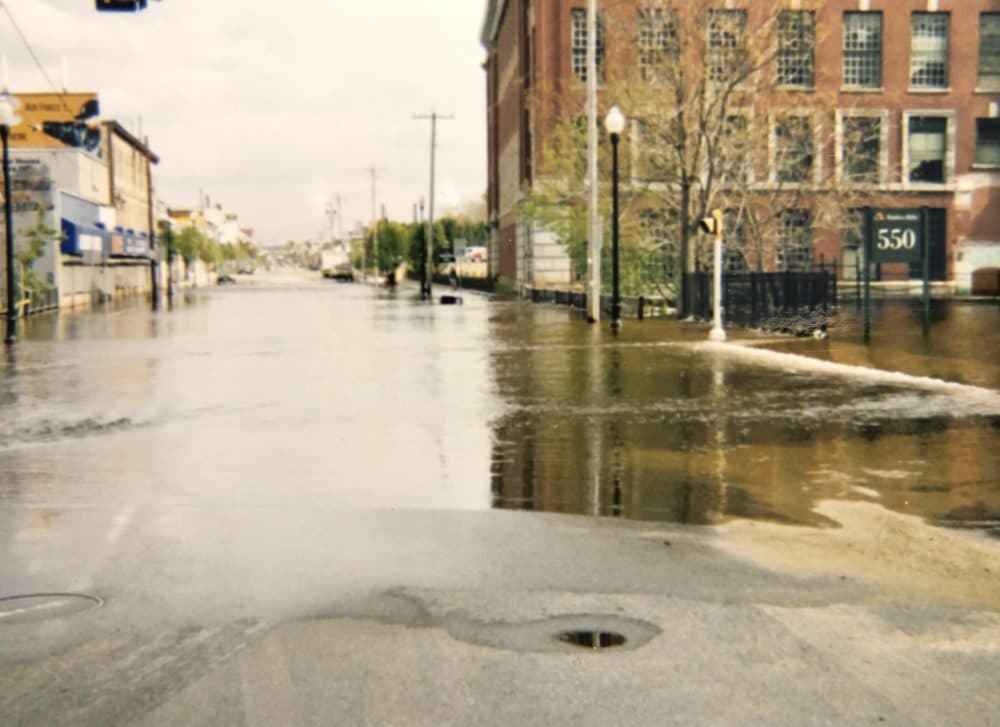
[3,270,997,537]
[2,270,999,726]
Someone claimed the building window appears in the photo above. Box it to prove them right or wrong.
[774,114,814,183]
[910,13,949,89]
[717,115,750,185]
[723,209,748,272]
[571,8,603,82]
[979,13,1000,91]
[841,115,881,184]
[634,119,672,182]
[907,116,947,183]
[975,118,1000,167]
[843,12,882,88]
[777,210,813,272]
[638,208,677,275]
[777,10,815,88]
[707,9,747,84]
[639,7,678,81]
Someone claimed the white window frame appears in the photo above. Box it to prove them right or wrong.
[909,12,950,92]
[769,111,822,187]
[843,11,883,91]
[902,110,956,190]
[714,110,755,189]
[835,109,889,187]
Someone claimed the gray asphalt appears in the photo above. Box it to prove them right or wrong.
[4,507,998,726]
[2,272,997,726]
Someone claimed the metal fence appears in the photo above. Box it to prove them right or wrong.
[524,287,672,320]
[684,270,838,334]
[0,286,60,317]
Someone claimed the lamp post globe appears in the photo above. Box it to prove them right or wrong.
[604,106,625,332]
[1,91,22,346]
[604,105,626,136]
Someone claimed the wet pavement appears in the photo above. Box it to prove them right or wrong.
[1,269,998,726]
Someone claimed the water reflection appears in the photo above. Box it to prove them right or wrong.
[3,281,998,538]
[489,302,1000,535]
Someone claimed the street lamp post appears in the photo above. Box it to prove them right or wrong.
[698,208,726,342]
[605,105,625,332]
[0,91,22,346]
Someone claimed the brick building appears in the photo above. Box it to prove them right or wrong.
[481,0,1000,294]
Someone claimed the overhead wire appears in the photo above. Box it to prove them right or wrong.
[0,0,74,112]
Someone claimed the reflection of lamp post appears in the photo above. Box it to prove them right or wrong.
[1,91,21,346]
[604,105,625,332]
[698,209,726,342]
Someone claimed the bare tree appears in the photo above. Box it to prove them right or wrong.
[524,0,883,304]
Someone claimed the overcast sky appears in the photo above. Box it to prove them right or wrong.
[0,0,488,244]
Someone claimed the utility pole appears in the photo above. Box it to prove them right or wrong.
[336,193,343,242]
[414,112,454,300]
[366,168,377,282]
[325,200,336,245]
[586,0,601,323]
[370,167,378,284]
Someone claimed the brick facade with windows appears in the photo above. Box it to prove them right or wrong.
[482,0,1000,292]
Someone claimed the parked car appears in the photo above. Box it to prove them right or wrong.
[217,273,237,285]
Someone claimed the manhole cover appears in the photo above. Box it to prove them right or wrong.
[558,630,627,650]
[0,593,103,624]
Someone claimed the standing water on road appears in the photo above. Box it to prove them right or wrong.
[2,272,998,541]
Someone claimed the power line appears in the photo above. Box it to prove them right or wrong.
[0,1,73,112]
[0,0,69,102]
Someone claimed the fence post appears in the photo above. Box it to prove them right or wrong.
[855,253,861,306]
[638,295,644,321]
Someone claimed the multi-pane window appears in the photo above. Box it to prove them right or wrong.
[777,10,815,88]
[707,9,747,84]
[722,209,748,272]
[777,210,813,272]
[774,115,814,183]
[843,12,882,88]
[571,9,603,82]
[842,116,881,184]
[979,14,1000,91]
[910,13,950,89]
[633,119,674,182]
[638,208,677,272]
[907,116,947,183]
[639,8,678,81]
[717,115,750,184]
[975,118,1000,167]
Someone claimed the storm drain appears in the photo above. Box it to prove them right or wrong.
[558,629,627,650]
[0,593,103,625]
[441,613,660,654]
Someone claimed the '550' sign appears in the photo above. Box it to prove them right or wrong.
[871,209,923,263]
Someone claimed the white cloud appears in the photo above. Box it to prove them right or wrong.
[0,0,488,243]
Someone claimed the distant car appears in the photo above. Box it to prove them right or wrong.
[217,273,237,285]
[464,246,487,263]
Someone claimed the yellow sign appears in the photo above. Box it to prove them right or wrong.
[7,92,102,154]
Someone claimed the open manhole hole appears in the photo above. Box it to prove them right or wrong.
[558,630,627,650]
[0,593,103,625]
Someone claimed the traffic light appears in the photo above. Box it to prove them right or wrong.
[698,209,723,238]
[96,0,147,11]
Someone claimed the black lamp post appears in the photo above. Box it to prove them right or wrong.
[605,105,625,332]
[1,91,22,346]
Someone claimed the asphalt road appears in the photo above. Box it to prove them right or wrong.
[1,269,997,726]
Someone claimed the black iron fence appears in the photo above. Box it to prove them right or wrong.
[684,270,838,334]
[524,288,672,320]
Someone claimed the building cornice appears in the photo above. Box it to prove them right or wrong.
[102,120,160,164]
[480,0,510,50]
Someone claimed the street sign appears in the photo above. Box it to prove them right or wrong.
[871,208,922,264]
[862,206,931,343]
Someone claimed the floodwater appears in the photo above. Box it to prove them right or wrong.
[1,271,998,543]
